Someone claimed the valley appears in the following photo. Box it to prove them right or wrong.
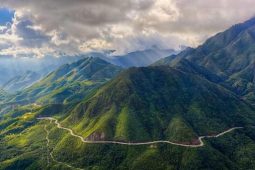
[1,8,255,170]
[35,117,251,170]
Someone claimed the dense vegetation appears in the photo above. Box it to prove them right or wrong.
[9,57,122,105]
[154,17,255,104]
[0,73,255,169]
[1,18,255,170]
[62,66,255,143]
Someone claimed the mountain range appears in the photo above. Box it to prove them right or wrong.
[108,48,177,68]
[0,55,83,86]
[155,17,255,104]
[9,57,122,105]
[61,66,255,143]
[0,48,175,93]
[2,71,41,92]
[1,17,255,170]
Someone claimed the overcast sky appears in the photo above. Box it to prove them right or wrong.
[0,0,255,57]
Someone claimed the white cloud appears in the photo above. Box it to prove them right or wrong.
[0,25,7,32]
[79,39,112,53]
[0,0,255,57]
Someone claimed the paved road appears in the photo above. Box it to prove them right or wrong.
[43,120,84,170]
[38,117,244,148]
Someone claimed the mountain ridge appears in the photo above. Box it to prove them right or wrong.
[9,57,122,105]
[59,66,255,144]
[3,71,41,92]
[109,48,177,68]
[154,17,255,104]
[1,17,255,170]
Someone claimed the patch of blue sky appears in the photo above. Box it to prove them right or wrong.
[0,8,14,25]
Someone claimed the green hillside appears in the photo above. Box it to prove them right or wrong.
[170,58,223,83]
[3,71,41,92]
[0,66,255,169]
[154,18,255,104]
[2,17,255,170]
[10,57,122,104]
[2,121,255,170]
[61,66,255,143]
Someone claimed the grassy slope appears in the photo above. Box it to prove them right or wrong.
[1,50,255,169]
[0,66,255,169]
[10,57,122,105]
[62,66,255,143]
[1,116,255,170]
[154,18,255,104]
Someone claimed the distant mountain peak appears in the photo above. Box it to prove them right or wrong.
[110,48,177,68]
[12,57,122,104]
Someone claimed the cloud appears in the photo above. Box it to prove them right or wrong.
[0,0,255,57]
[12,18,50,48]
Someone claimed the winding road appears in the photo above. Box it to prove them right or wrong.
[43,120,84,170]
[38,117,244,148]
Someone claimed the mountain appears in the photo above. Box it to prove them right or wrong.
[10,57,122,104]
[61,66,255,142]
[0,55,83,86]
[0,48,176,86]
[1,66,255,169]
[109,48,177,68]
[152,47,194,66]
[2,17,255,170]
[154,17,255,104]
[3,71,41,92]
[70,48,178,68]
[170,58,223,83]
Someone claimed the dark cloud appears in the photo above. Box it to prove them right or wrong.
[14,19,50,47]
[0,0,255,56]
